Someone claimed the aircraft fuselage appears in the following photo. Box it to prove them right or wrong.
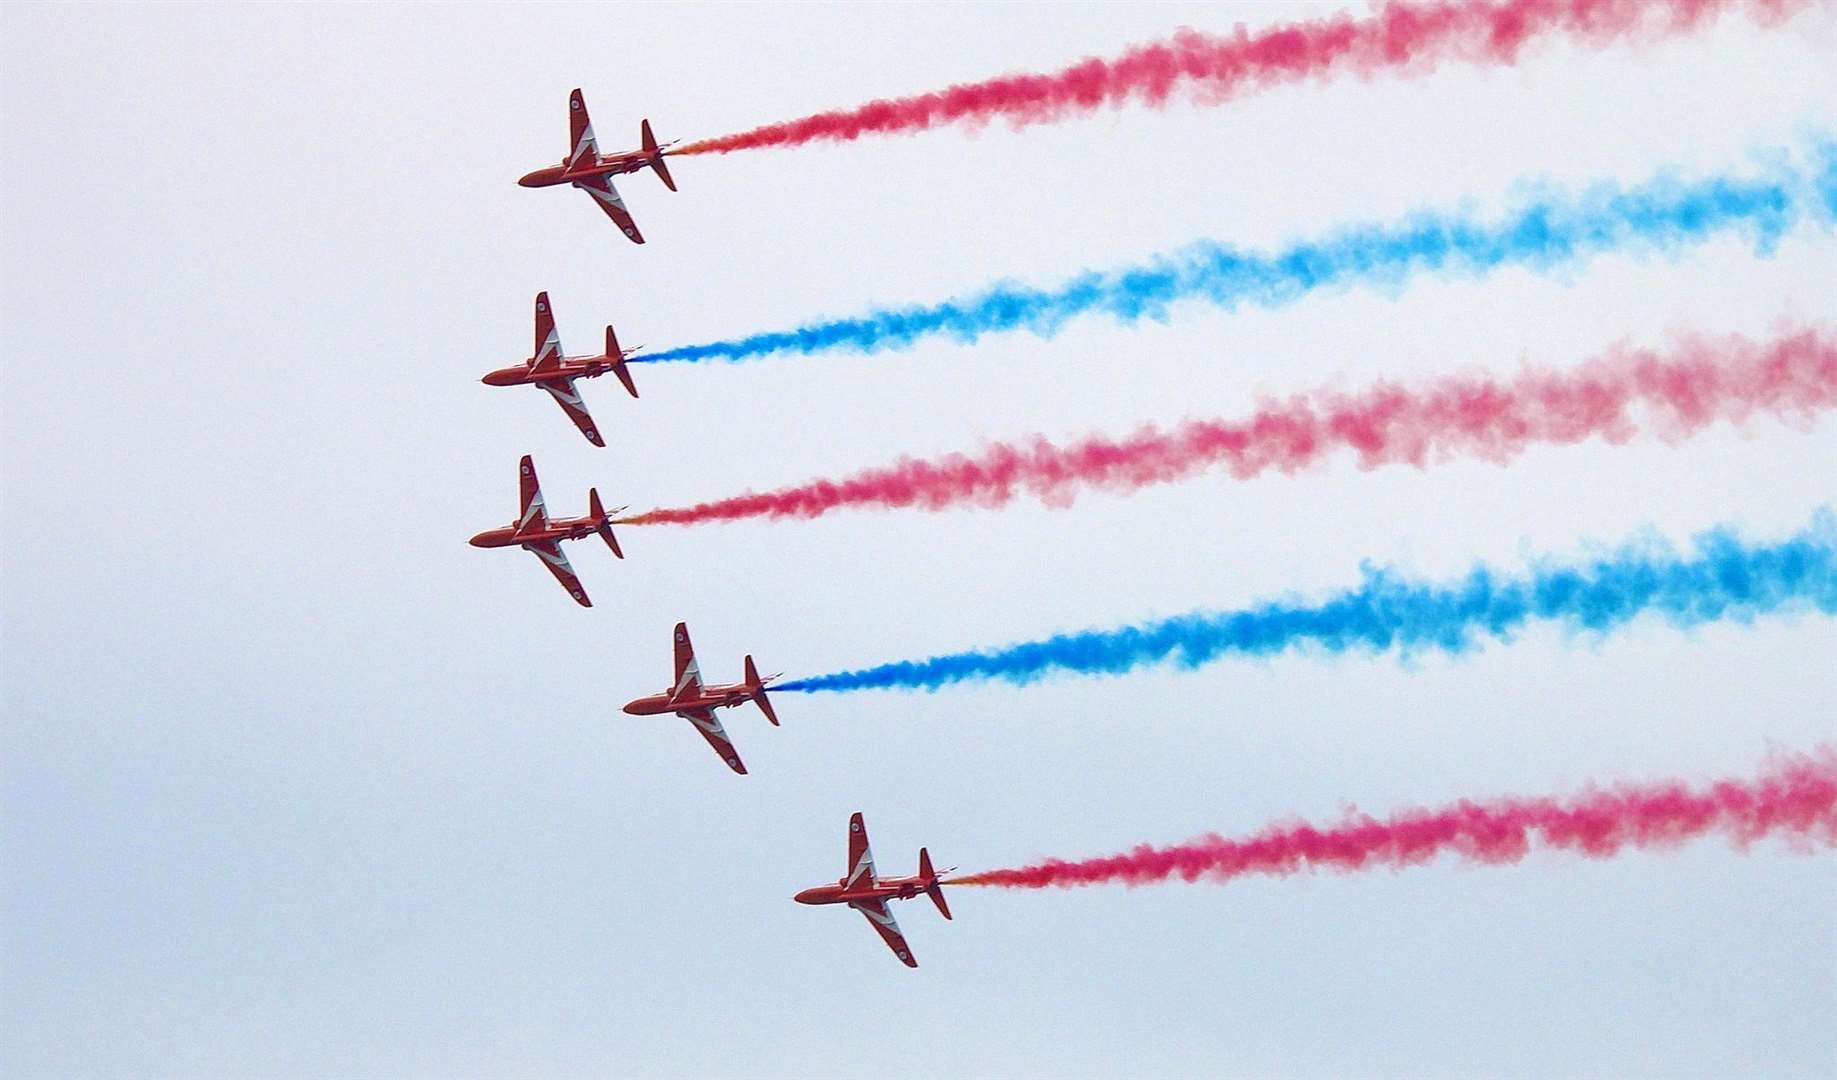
[519,152,655,189]
[481,358,614,386]
[622,682,755,716]
[794,875,933,907]
[468,516,599,549]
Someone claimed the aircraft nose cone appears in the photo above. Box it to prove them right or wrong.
[467,532,490,548]
[792,889,817,905]
[517,171,542,188]
[621,700,642,715]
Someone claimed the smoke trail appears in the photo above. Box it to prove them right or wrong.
[776,512,1837,692]
[949,750,1837,888]
[617,328,1837,526]
[635,141,1836,366]
[674,0,1805,156]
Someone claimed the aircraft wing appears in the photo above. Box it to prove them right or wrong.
[574,174,645,244]
[679,707,747,775]
[539,378,604,447]
[850,899,917,968]
[527,540,590,607]
[846,811,878,889]
[516,455,549,534]
[530,292,563,375]
[670,622,704,702]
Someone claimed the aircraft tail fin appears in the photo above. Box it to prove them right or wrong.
[642,119,677,191]
[744,655,779,726]
[588,488,623,558]
[606,325,639,398]
[919,848,952,920]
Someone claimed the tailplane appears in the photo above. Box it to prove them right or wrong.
[605,325,639,398]
[744,655,779,726]
[588,488,624,558]
[642,119,677,191]
[918,848,953,920]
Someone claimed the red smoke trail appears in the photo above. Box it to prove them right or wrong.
[672,0,1801,156]
[949,750,1837,889]
[616,328,1837,527]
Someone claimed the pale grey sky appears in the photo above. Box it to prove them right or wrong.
[4,3,1834,1077]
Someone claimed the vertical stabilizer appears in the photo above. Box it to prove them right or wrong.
[606,325,639,398]
[643,119,677,191]
[919,848,952,919]
[745,655,779,726]
[588,489,623,557]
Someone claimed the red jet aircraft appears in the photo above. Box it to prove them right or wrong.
[622,622,779,774]
[794,813,955,968]
[519,88,677,243]
[469,455,623,607]
[482,292,639,446]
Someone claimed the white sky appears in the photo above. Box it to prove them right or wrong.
[4,3,1834,1077]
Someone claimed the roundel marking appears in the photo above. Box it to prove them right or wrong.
[571,99,581,110]
[850,821,860,833]
[676,630,685,642]
[537,301,547,312]
[898,951,910,961]
[623,227,635,238]
[727,757,739,767]
[520,464,530,475]
[572,590,583,599]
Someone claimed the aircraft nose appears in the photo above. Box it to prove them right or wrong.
[467,532,490,548]
[621,701,641,715]
[792,889,817,905]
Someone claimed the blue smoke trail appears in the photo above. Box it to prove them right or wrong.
[777,512,1837,693]
[636,139,1837,366]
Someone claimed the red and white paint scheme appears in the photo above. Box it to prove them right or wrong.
[468,455,624,607]
[518,88,678,243]
[793,813,955,968]
[621,622,780,775]
[482,292,640,447]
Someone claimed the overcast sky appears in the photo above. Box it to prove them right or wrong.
[4,3,1834,1077]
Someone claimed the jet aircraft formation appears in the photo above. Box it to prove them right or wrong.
[474,90,957,966]
[477,10,1829,966]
